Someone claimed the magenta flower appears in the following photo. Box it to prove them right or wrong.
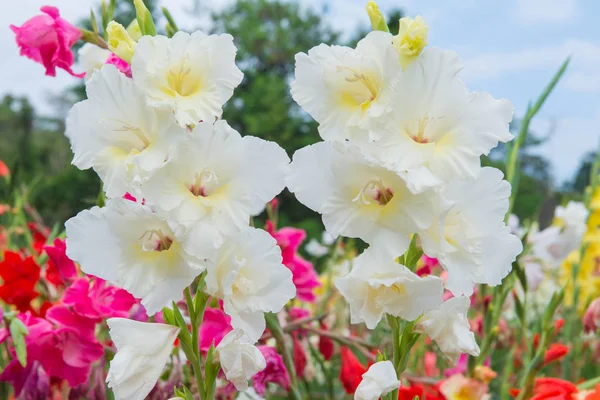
[106,53,132,77]
[199,307,233,351]
[254,346,291,395]
[32,325,104,387]
[62,277,137,320]
[266,221,321,302]
[10,6,83,77]
[0,313,53,396]
[43,238,78,282]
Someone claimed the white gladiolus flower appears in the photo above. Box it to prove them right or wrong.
[420,167,522,296]
[142,120,289,254]
[205,227,296,341]
[416,296,480,364]
[65,199,205,315]
[287,141,435,258]
[106,318,180,400]
[305,238,329,257]
[132,31,244,127]
[555,201,588,230]
[372,48,514,184]
[78,43,111,79]
[528,201,589,269]
[215,329,267,391]
[335,248,444,329]
[66,64,184,198]
[354,361,400,400]
[291,31,401,142]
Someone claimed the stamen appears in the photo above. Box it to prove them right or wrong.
[338,66,379,101]
[352,179,394,206]
[189,169,219,197]
[139,229,173,252]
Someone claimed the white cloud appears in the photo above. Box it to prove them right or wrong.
[462,39,600,87]
[516,0,578,23]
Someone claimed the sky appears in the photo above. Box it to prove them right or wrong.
[2,0,599,185]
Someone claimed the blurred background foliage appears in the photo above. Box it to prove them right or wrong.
[0,0,589,239]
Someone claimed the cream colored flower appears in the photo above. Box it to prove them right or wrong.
[416,296,480,364]
[335,248,444,329]
[107,318,180,400]
[354,361,400,400]
[215,329,266,391]
[132,31,243,127]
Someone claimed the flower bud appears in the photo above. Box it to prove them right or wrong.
[126,19,142,41]
[134,0,156,36]
[106,21,137,63]
[392,16,428,69]
[584,297,600,334]
[366,1,389,32]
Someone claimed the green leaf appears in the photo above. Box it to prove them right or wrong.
[101,0,109,33]
[134,0,157,36]
[90,9,99,34]
[10,318,29,367]
[403,235,423,271]
[204,343,221,399]
[514,292,525,324]
[161,307,175,326]
[162,7,179,32]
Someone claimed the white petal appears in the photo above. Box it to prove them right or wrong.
[132,32,243,126]
[65,206,119,282]
[107,319,179,400]
[355,361,400,400]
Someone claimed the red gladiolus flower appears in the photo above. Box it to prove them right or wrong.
[293,334,307,378]
[318,322,334,361]
[399,383,445,400]
[0,160,9,177]
[0,251,40,311]
[511,378,578,399]
[27,222,49,254]
[339,346,367,394]
[543,343,569,366]
[10,6,83,77]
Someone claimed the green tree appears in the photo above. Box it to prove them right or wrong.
[211,0,339,235]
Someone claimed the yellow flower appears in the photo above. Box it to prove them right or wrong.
[107,21,137,63]
[560,246,600,312]
[392,16,428,69]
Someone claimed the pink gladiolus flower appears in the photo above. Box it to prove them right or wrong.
[10,6,83,77]
[45,304,97,338]
[254,346,291,395]
[584,297,600,334]
[43,238,78,282]
[106,53,132,77]
[199,307,232,351]
[32,326,104,387]
[444,353,468,377]
[0,313,53,396]
[266,221,321,302]
[0,361,49,398]
[62,278,137,320]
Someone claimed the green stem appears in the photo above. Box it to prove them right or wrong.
[577,375,600,391]
[265,313,303,400]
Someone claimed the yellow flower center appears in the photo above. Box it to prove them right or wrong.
[163,60,202,98]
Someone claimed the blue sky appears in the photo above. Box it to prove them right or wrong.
[2,0,599,184]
